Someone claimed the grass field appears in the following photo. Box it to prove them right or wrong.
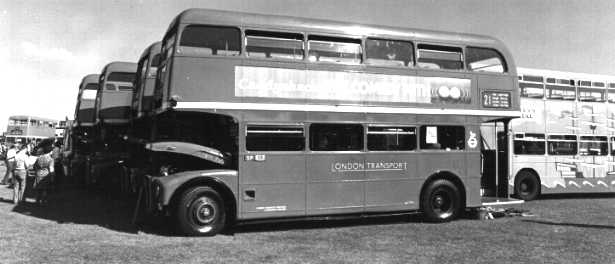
[0,170,614,263]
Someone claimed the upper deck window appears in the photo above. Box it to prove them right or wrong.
[365,38,413,67]
[417,44,463,70]
[108,72,136,83]
[519,82,544,98]
[466,47,506,73]
[179,25,241,56]
[246,30,304,60]
[84,83,98,90]
[523,75,544,83]
[81,89,97,100]
[307,35,361,64]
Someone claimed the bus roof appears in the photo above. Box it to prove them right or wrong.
[139,41,162,62]
[170,8,509,51]
[79,74,100,90]
[9,115,57,123]
[101,61,138,75]
[518,67,615,83]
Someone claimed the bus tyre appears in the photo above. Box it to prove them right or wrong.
[176,186,225,236]
[421,179,461,222]
[515,171,540,201]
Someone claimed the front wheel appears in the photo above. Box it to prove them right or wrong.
[514,171,540,201]
[420,179,462,222]
[176,186,225,236]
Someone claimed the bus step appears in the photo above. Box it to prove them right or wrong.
[480,196,524,206]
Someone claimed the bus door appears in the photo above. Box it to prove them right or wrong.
[480,120,510,198]
[240,124,307,219]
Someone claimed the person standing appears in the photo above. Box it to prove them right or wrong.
[51,141,62,186]
[33,146,54,204]
[13,143,29,204]
[3,144,17,186]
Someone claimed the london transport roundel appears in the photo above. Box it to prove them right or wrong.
[467,131,478,149]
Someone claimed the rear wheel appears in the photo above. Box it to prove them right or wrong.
[514,171,540,201]
[420,179,461,222]
[176,186,225,236]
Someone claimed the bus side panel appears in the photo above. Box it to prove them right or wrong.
[363,152,419,212]
[510,156,547,191]
[239,152,306,219]
[306,153,364,215]
[465,151,482,207]
[416,152,467,198]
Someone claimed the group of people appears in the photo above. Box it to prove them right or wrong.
[1,139,61,205]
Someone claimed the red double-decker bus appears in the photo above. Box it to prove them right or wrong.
[140,9,521,236]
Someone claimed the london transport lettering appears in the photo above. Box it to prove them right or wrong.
[331,161,408,173]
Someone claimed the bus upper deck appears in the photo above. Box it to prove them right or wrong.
[153,8,519,120]
[132,42,162,120]
[74,74,100,126]
[5,115,57,144]
[95,61,137,125]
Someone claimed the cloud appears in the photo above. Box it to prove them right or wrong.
[21,41,100,66]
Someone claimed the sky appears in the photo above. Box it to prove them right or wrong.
[1,0,614,132]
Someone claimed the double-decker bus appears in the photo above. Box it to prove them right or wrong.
[74,74,99,127]
[511,68,615,200]
[132,42,162,121]
[144,9,521,236]
[5,115,57,144]
[66,74,100,184]
[87,62,137,186]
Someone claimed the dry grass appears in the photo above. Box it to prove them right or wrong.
[0,170,614,264]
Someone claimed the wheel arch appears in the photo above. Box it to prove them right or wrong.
[515,168,540,182]
[514,168,541,196]
[419,171,467,209]
[168,176,237,226]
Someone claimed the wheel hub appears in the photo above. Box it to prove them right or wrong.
[191,197,216,225]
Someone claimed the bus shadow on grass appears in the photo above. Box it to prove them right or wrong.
[229,212,464,235]
[2,186,473,236]
[538,193,615,200]
[522,219,615,230]
[5,187,174,235]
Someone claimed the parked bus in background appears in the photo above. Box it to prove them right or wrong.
[124,42,162,193]
[66,74,99,184]
[142,9,521,236]
[5,115,57,145]
[511,68,615,200]
[132,42,162,121]
[88,62,137,187]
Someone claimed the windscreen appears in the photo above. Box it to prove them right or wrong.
[108,72,136,83]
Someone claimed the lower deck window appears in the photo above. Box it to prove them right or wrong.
[513,133,545,155]
[579,136,608,156]
[367,126,416,151]
[419,126,465,150]
[246,125,305,151]
[310,123,363,151]
[547,135,577,155]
